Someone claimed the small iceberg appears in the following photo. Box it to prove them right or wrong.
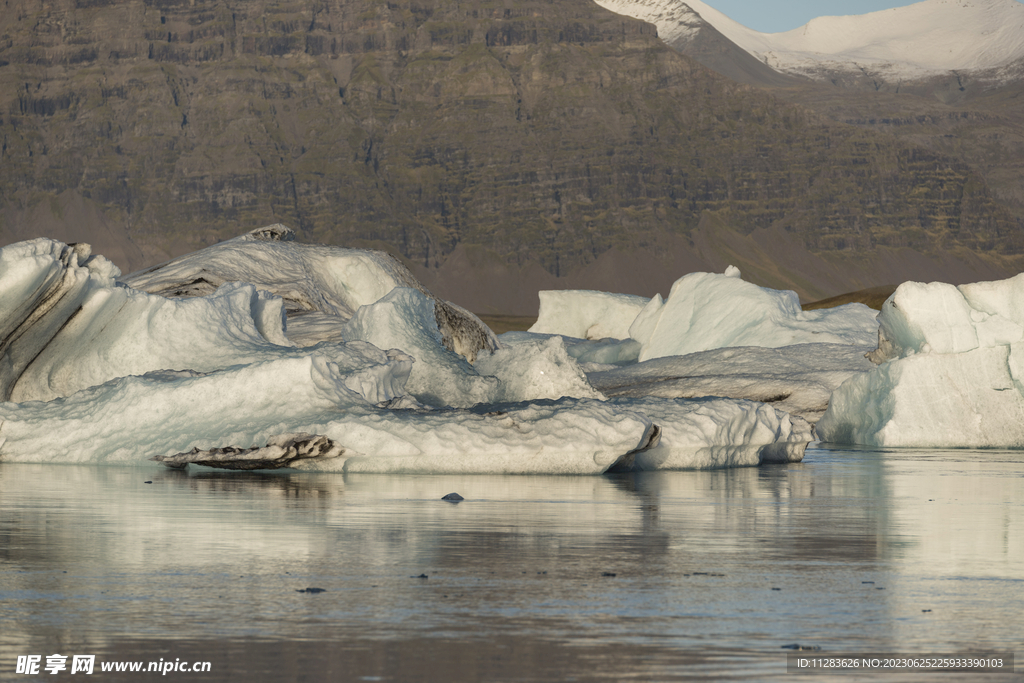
[818,275,1024,448]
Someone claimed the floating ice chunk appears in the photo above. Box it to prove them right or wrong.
[629,270,878,362]
[607,396,812,470]
[0,353,658,473]
[822,273,1024,447]
[589,343,875,423]
[529,290,650,340]
[475,336,605,402]
[817,344,1024,447]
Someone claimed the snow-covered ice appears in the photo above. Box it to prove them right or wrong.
[818,274,1024,447]
[629,268,878,362]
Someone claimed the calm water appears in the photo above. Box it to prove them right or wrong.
[1,446,1021,681]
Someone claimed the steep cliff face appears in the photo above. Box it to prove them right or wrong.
[0,0,1020,310]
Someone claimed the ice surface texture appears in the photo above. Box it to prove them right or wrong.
[123,225,500,361]
[589,344,876,424]
[0,232,819,471]
[818,274,1024,447]
[529,290,649,340]
[606,397,812,470]
[526,267,878,365]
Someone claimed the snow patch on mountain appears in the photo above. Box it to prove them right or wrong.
[597,0,1024,82]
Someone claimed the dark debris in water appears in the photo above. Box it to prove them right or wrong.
[295,587,326,594]
[781,644,821,651]
[412,574,429,579]
[442,492,464,502]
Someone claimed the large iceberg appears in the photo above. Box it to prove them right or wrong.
[629,267,878,362]
[0,232,814,472]
[817,275,1024,447]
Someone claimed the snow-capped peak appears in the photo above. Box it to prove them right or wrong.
[596,0,1024,81]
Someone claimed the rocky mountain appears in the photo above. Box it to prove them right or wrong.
[601,0,1024,86]
[1,0,1022,314]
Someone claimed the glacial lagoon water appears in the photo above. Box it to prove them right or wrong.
[1,445,1021,682]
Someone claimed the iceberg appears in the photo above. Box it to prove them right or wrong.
[817,275,1024,447]
[0,232,815,472]
[629,267,878,362]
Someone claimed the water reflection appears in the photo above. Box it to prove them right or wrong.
[1,448,1021,681]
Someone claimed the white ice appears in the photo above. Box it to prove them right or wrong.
[123,225,500,361]
[0,356,655,474]
[475,336,606,403]
[341,287,500,407]
[818,274,1024,447]
[608,397,812,469]
[589,343,876,424]
[500,331,642,367]
[123,224,425,320]
[529,289,649,340]
[629,268,878,362]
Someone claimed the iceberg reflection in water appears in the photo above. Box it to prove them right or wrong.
[1,447,1021,682]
